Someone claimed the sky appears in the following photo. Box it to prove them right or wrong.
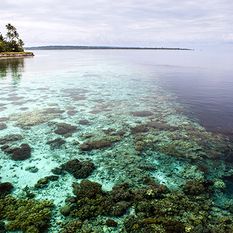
[0,0,233,48]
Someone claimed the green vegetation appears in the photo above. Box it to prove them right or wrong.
[0,24,24,52]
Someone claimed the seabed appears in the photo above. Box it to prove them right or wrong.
[0,56,233,233]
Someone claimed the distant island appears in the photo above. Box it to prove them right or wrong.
[0,24,34,58]
[26,45,192,50]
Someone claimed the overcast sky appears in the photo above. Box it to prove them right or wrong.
[0,0,233,47]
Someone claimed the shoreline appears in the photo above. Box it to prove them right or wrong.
[0,52,34,58]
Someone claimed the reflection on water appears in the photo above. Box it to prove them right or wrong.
[0,58,24,83]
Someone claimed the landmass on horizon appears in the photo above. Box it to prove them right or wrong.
[26,45,192,50]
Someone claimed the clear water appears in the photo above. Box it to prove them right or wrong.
[0,50,233,232]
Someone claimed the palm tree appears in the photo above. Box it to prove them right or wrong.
[4,24,24,52]
[6,24,17,41]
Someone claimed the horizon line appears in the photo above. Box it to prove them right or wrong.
[25,45,193,50]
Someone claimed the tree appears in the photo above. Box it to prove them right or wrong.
[0,33,4,41]
[18,39,24,48]
[0,24,24,52]
[6,23,19,42]
[0,33,6,52]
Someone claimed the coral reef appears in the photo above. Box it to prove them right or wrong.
[106,219,118,227]
[0,182,14,197]
[34,175,59,189]
[0,123,7,130]
[10,108,62,128]
[61,159,95,179]
[61,180,167,225]
[80,139,112,150]
[59,179,233,233]
[46,138,66,149]
[0,195,53,233]
[131,111,154,117]
[0,134,23,145]
[79,136,121,151]
[183,180,213,195]
[78,119,91,125]
[124,193,207,232]
[0,221,6,233]
[2,143,31,160]
[54,123,77,136]
[64,180,133,220]
[61,220,82,233]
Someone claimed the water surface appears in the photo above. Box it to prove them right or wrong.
[0,50,233,233]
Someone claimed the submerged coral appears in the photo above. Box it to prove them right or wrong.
[61,159,95,179]
[79,136,121,151]
[131,111,154,117]
[64,180,134,220]
[0,195,54,233]
[78,119,91,125]
[2,143,31,160]
[0,134,23,145]
[54,123,77,136]
[58,178,233,233]
[34,175,59,189]
[61,220,82,233]
[46,138,66,149]
[0,182,14,197]
[10,108,64,128]
[0,123,7,130]
[60,180,167,229]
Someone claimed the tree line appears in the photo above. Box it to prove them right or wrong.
[0,24,24,52]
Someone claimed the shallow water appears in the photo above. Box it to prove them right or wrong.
[0,50,233,232]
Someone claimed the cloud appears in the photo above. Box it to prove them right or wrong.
[0,0,232,47]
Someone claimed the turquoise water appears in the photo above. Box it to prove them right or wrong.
[0,50,233,232]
